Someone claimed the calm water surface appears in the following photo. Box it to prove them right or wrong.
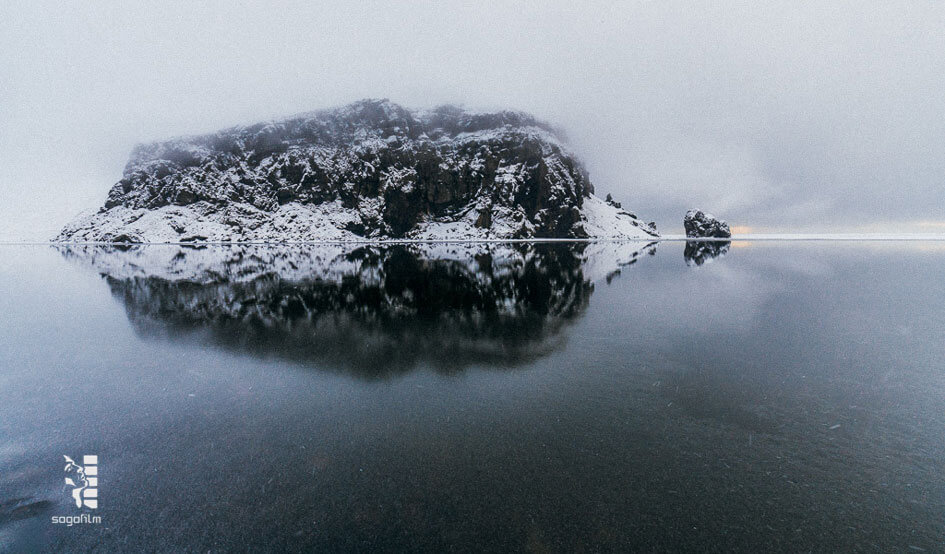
[0,241,943,552]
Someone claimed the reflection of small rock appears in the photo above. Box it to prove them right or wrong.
[684,209,731,238]
[684,241,731,266]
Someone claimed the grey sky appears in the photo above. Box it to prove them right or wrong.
[2,1,943,240]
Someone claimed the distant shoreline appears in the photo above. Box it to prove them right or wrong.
[1,234,943,246]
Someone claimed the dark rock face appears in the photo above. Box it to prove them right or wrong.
[684,209,732,238]
[96,99,599,239]
[684,241,731,266]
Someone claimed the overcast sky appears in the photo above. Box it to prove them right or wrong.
[2,1,943,240]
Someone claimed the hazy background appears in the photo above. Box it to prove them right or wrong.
[2,0,943,240]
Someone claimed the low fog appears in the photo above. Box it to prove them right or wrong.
[2,1,943,240]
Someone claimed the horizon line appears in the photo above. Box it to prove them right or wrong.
[2,233,945,246]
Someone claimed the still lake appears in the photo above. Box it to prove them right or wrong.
[1,240,943,552]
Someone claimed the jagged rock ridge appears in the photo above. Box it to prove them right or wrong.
[684,209,732,238]
[56,99,658,242]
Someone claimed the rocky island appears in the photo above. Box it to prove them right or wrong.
[56,99,657,243]
[683,209,731,238]
[683,209,731,266]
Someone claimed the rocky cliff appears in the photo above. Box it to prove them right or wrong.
[684,209,731,238]
[56,99,657,242]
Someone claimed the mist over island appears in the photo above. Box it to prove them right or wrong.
[56,100,657,243]
[2,3,945,552]
[3,3,944,240]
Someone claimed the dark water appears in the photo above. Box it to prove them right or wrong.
[1,241,943,552]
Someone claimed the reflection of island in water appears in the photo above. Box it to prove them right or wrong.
[684,240,731,266]
[60,242,655,378]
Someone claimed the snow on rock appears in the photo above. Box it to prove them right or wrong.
[582,195,658,239]
[683,209,731,238]
[55,99,657,243]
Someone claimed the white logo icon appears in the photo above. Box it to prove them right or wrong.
[63,455,98,509]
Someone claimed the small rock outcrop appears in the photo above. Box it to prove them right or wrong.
[684,209,731,238]
[56,99,658,243]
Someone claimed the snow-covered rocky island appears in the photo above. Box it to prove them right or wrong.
[56,99,657,243]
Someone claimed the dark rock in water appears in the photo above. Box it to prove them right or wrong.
[56,99,657,242]
[684,241,731,266]
[109,233,142,244]
[684,209,731,238]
